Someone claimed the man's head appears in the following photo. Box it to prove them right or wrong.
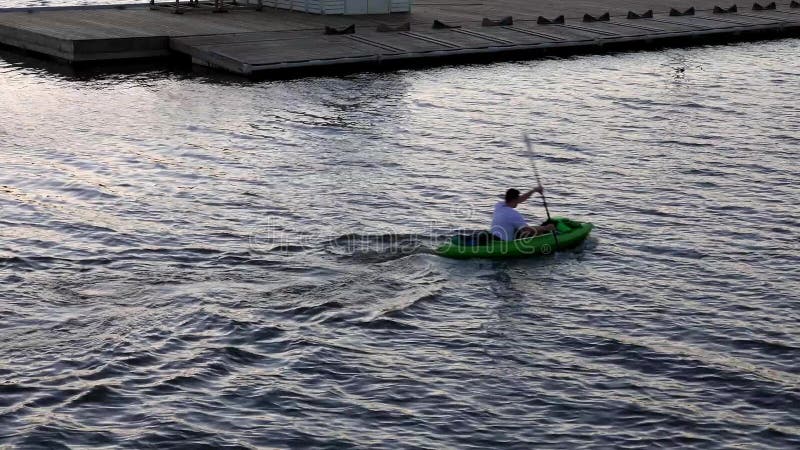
[505,188,521,207]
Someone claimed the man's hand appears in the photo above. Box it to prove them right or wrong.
[521,185,544,203]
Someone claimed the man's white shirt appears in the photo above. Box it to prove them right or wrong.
[491,202,527,241]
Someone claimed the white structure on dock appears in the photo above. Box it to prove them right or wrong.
[257,0,410,14]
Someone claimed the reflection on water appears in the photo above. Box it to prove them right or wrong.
[1,34,799,449]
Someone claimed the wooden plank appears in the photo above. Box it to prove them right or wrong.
[692,13,774,26]
[501,24,599,41]
[608,19,675,33]
[204,35,383,65]
[408,29,515,48]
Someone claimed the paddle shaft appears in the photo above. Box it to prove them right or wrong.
[529,153,552,221]
[523,134,551,221]
[523,134,559,251]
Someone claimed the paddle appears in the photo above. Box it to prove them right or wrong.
[523,134,559,251]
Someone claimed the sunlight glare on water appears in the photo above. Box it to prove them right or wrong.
[1,34,799,448]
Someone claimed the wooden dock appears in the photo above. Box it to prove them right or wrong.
[1,1,799,77]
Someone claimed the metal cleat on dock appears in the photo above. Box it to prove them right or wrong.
[432,20,460,29]
[713,4,738,12]
[537,15,565,25]
[670,6,696,15]
[752,2,777,9]
[482,16,513,26]
[583,12,610,22]
[324,24,355,35]
[627,10,654,19]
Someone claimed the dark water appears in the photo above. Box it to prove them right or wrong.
[1,34,799,448]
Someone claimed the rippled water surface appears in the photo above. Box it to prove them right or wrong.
[1,32,799,449]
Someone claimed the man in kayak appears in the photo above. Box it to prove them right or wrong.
[491,187,556,241]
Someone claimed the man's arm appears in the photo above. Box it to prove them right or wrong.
[519,185,543,203]
[517,223,556,238]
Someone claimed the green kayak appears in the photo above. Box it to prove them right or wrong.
[435,217,593,259]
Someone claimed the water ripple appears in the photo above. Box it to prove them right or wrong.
[1,31,799,449]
